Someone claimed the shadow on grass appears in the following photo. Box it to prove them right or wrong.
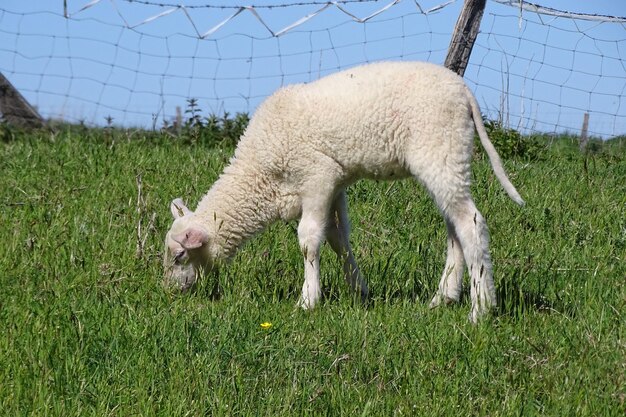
[181,261,576,322]
[495,269,576,320]
[320,268,577,322]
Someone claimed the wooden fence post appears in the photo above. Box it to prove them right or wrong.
[0,72,45,128]
[579,112,589,152]
[445,0,487,77]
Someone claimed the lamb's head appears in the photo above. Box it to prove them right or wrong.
[163,198,215,291]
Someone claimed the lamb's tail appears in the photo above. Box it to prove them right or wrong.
[467,87,525,206]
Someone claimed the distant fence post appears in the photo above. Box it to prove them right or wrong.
[579,112,590,152]
[445,0,487,77]
[0,72,45,128]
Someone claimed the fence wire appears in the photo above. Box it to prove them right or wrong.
[0,0,624,138]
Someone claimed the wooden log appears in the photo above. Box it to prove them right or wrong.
[0,72,45,128]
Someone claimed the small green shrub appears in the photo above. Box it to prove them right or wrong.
[479,120,544,160]
[175,98,250,148]
[200,112,250,148]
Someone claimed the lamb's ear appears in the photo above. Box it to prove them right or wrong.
[171,227,209,250]
[171,198,192,219]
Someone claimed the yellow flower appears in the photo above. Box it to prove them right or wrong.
[260,322,272,330]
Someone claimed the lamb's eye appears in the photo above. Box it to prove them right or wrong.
[173,250,185,264]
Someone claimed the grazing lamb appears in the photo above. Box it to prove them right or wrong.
[163,61,524,322]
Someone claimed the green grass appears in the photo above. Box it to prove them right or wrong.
[1,130,624,416]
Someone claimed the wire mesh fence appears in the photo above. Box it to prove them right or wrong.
[0,0,624,138]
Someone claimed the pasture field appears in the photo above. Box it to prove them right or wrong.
[0,128,624,416]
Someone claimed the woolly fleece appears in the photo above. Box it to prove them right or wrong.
[164,61,523,322]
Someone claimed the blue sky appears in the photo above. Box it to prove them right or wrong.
[0,0,624,138]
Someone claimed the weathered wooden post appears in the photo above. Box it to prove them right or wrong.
[445,0,487,77]
[0,72,45,128]
[579,112,590,152]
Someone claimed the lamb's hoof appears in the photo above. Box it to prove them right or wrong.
[359,288,370,304]
[297,297,316,310]
[429,293,459,309]
[468,303,497,324]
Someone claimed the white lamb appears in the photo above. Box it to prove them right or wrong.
[163,61,524,322]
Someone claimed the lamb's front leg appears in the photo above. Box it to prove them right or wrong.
[326,191,368,301]
[296,197,330,309]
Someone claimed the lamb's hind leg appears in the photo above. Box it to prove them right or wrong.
[446,198,496,322]
[296,193,333,310]
[406,150,495,322]
[326,191,368,302]
[429,219,465,308]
